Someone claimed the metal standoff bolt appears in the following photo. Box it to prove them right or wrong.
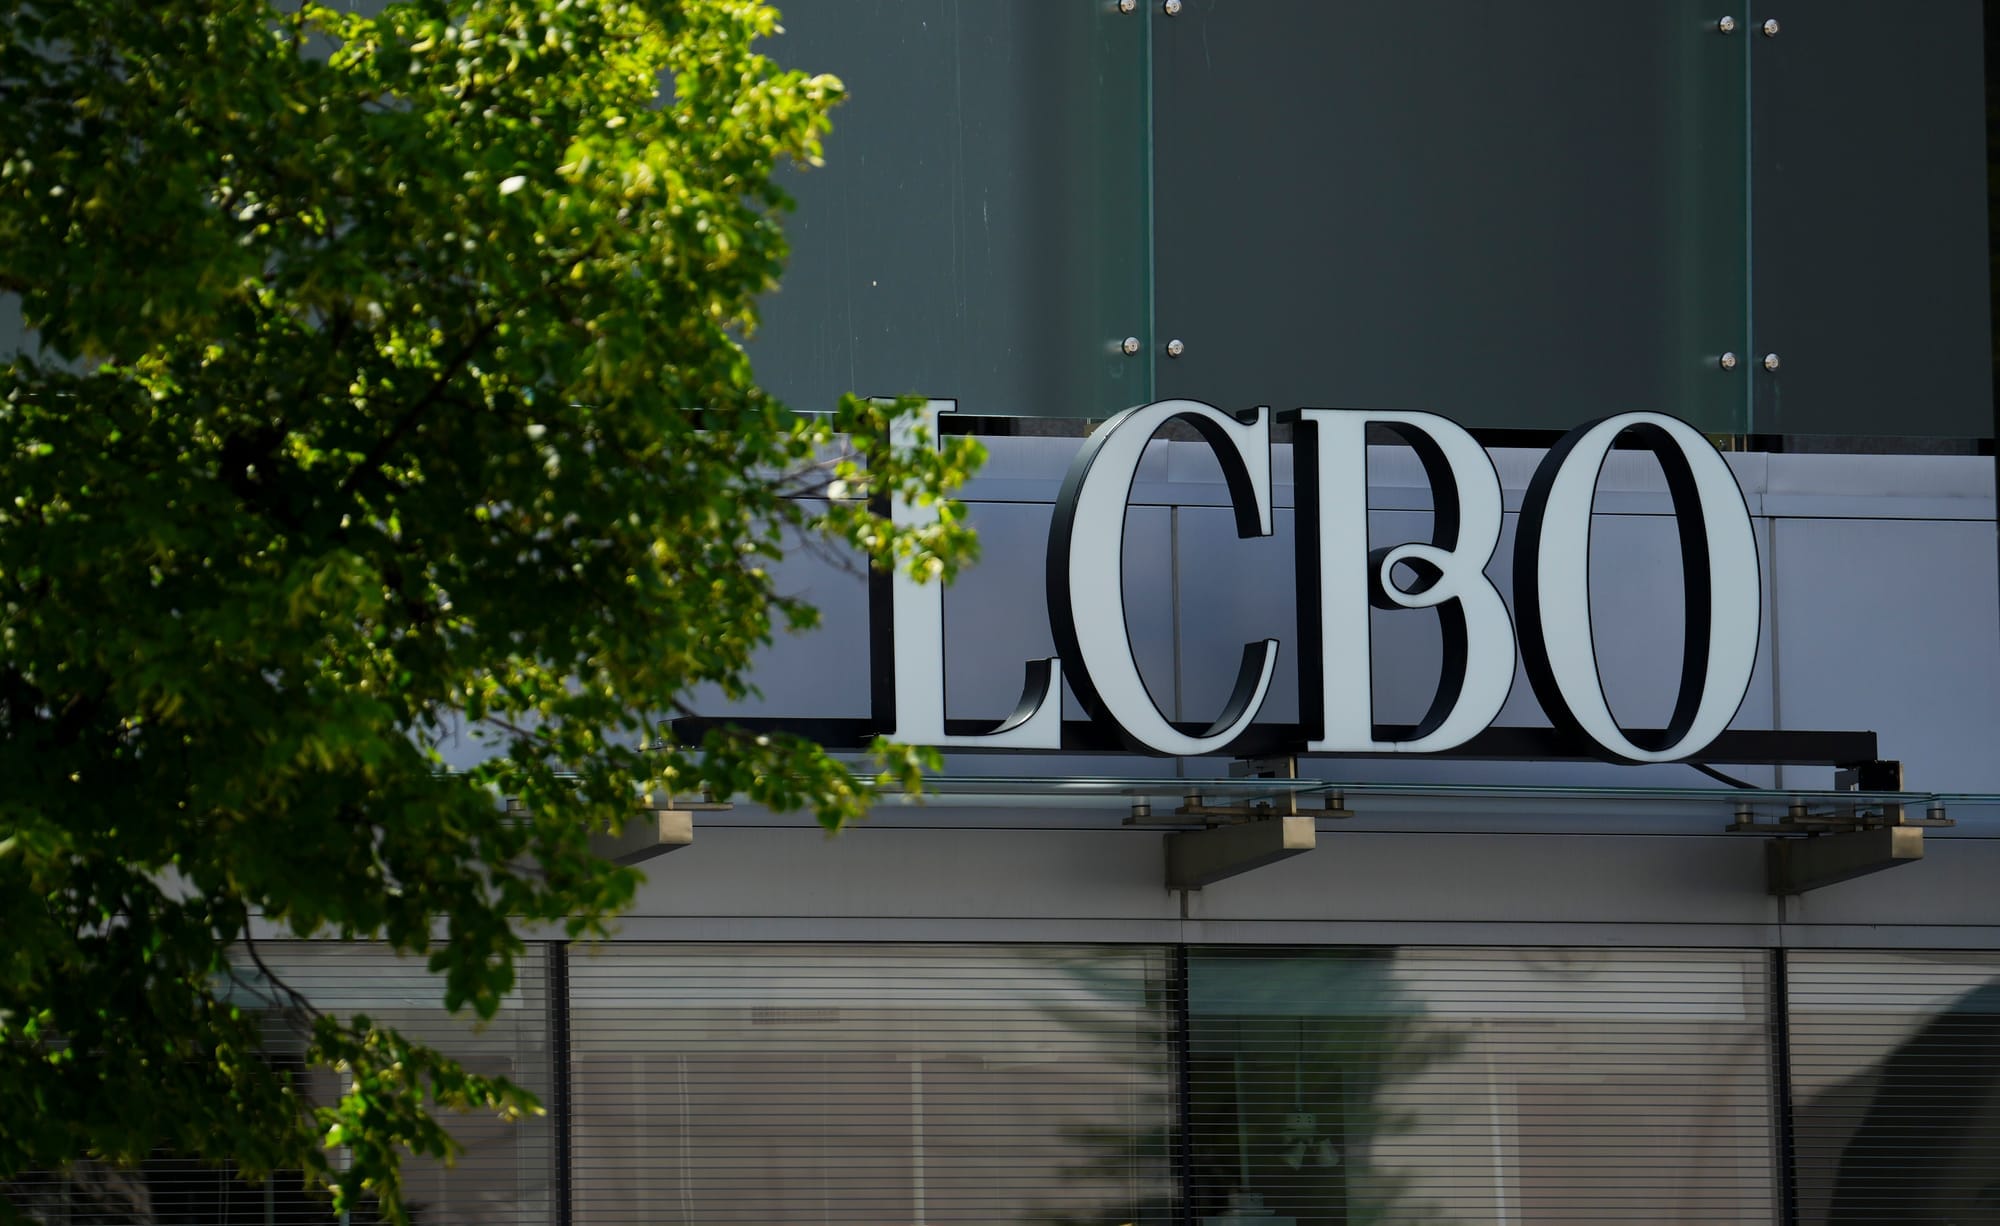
[1163,0,1182,14]
[1719,351,1739,371]
[1761,17,1780,36]
[1762,352,1781,372]
[1717,15,1737,33]
[1165,338,1186,358]
[1120,335,1141,356]
[1116,0,1136,12]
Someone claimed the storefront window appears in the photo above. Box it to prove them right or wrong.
[1787,951,2000,1225]
[9,944,555,1226]
[566,944,1177,1225]
[565,942,1779,1224]
[1187,946,1776,1223]
[244,944,557,1226]
[44,940,2000,1224]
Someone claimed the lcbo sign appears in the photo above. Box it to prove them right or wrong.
[876,400,1760,766]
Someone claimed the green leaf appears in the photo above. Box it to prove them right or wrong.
[0,1,977,1218]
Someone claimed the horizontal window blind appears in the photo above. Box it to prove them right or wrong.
[1187,946,1776,1224]
[35,940,2000,1226]
[566,943,1177,1225]
[15,943,554,1226]
[1786,950,2000,1226]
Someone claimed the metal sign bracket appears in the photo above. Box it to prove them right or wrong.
[1726,761,1953,894]
[1154,756,1351,890]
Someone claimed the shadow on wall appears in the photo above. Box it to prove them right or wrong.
[1810,980,2000,1225]
[1031,948,1464,1226]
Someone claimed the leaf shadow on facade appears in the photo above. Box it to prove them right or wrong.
[1025,947,1467,1226]
[1803,977,2000,1226]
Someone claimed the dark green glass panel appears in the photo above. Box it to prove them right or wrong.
[1748,2,1992,440]
[1151,1,1750,434]
[753,3,1152,418]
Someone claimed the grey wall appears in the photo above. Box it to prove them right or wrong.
[607,802,2000,950]
[688,435,2000,792]
[615,437,2000,948]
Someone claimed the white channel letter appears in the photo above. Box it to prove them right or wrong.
[884,400,1062,748]
[1292,409,1515,752]
[1514,411,1760,763]
[1047,400,1278,756]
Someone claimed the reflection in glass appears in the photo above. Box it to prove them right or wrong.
[754,4,1151,419]
[567,944,1175,1225]
[1748,0,1992,440]
[1151,1,1750,435]
[1187,949,1439,1225]
[7,943,554,1226]
[1187,946,1775,1223]
[1790,952,2000,1224]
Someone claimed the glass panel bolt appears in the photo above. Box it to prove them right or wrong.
[1165,338,1186,358]
[1763,352,1781,371]
[1120,336,1141,356]
[1762,17,1780,36]
[1719,351,1738,370]
[1717,15,1737,32]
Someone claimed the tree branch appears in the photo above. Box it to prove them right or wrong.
[235,922,326,1025]
[336,315,502,499]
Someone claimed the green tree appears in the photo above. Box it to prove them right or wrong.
[0,0,980,1218]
